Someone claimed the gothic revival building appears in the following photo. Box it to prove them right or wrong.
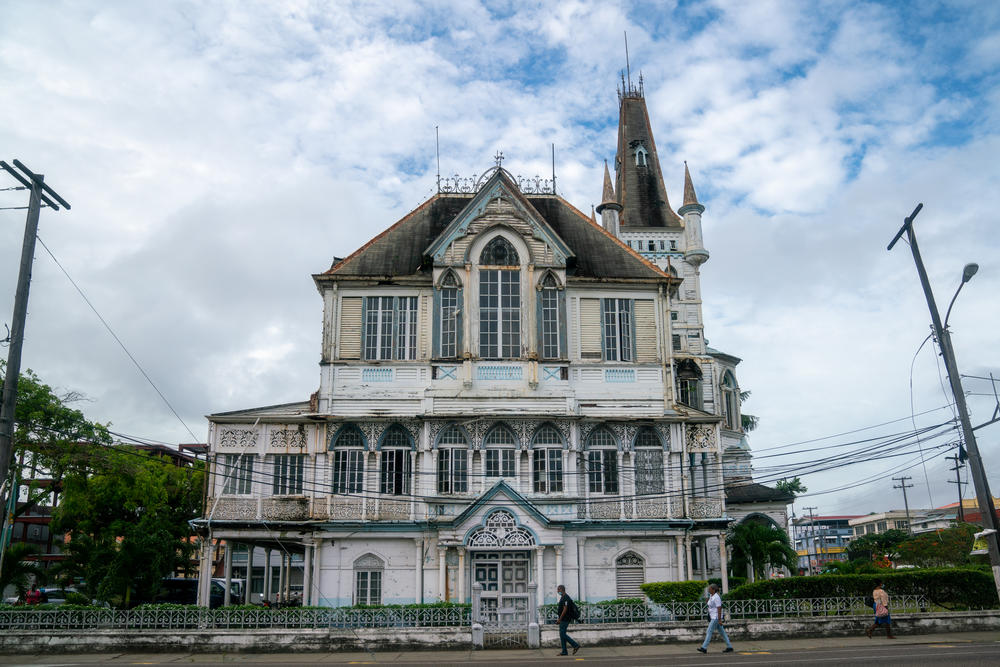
[195,80,778,610]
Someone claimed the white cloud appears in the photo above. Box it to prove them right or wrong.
[1,0,998,515]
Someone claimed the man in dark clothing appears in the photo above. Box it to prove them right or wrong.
[556,584,580,656]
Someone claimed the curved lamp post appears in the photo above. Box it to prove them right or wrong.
[888,205,1000,602]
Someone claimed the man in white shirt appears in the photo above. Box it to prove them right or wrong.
[697,584,734,654]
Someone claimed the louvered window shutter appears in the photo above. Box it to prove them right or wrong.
[579,298,602,359]
[634,299,657,362]
[339,297,363,359]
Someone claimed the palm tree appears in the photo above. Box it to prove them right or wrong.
[0,542,47,600]
[726,521,797,583]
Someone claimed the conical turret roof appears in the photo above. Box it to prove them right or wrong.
[614,95,682,228]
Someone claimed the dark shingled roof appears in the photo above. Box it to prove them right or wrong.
[615,95,682,229]
[322,190,667,281]
[726,482,794,504]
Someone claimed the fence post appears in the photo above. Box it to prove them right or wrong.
[471,582,483,649]
[527,582,540,648]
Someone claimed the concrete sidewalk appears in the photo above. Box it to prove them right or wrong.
[3,631,995,663]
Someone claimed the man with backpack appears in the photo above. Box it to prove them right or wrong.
[555,584,581,656]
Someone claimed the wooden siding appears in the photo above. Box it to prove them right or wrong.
[579,298,602,359]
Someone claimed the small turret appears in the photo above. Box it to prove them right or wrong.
[678,162,708,266]
[595,160,622,237]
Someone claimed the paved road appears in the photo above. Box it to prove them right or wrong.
[1,632,998,666]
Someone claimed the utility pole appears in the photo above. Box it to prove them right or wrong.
[804,506,818,575]
[0,160,70,576]
[946,455,967,523]
[888,202,1000,602]
[892,476,914,534]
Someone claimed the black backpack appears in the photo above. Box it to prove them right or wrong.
[567,597,581,621]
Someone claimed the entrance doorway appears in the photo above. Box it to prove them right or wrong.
[473,551,530,647]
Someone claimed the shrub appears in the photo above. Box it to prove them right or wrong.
[640,580,707,603]
[710,576,747,591]
[726,568,998,609]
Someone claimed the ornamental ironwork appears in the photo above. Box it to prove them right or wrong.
[218,428,257,450]
[686,425,716,452]
[467,510,536,548]
[437,167,556,195]
[269,428,307,450]
[616,551,644,567]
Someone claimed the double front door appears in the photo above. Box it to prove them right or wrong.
[473,551,530,646]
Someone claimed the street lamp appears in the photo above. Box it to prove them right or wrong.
[944,263,979,328]
[888,205,1000,603]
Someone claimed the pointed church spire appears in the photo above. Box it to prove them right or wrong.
[601,160,615,206]
[614,93,683,229]
[682,161,700,208]
[591,205,597,224]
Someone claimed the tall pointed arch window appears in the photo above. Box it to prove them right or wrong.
[438,271,461,358]
[633,427,663,496]
[379,424,412,495]
[484,424,517,478]
[586,427,619,495]
[437,424,469,494]
[531,424,564,493]
[721,371,738,430]
[539,274,561,359]
[479,236,521,359]
[330,424,365,494]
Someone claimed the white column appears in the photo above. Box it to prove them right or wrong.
[264,548,272,603]
[303,542,313,606]
[409,450,417,519]
[577,537,587,602]
[438,546,448,601]
[458,547,467,603]
[313,539,324,606]
[719,533,730,594]
[414,538,423,604]
[197,539,213,607]
[278,552,286,603]
[535,546,545,608]
[675,536,684,582]
[223,542,233,606]
[617,451,626,519]
[685,534,693,581]
[554,546,564,594]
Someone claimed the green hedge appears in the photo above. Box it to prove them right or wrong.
[726,568,999,609]
[640,580,707,603]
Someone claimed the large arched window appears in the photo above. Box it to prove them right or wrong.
[531,424,564,493]
[379,424,412,495]
[438,271,462,358]
[586,427,619,495]
[633,427,663,496]
[330,424,365,494]
[479,236,521,359]
[437,424,469,494]
[539,274,561,359]
[354,554,384,605]
[721,371,739,430]
[483,423,517,478]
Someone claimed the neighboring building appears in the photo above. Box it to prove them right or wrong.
[9,449,63,569]
[849,511,924,538]
[195,77,770,611]
[791,515,861,574]
[911,497,1000,534]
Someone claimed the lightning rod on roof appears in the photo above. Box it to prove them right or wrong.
[552,143,557,195]
[624,31,632,91]
[435,125,441,192]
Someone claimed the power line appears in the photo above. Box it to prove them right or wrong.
[34,235,200,442]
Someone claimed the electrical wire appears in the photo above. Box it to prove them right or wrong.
[34,235,200,442]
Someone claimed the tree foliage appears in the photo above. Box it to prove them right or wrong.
[775,477,807,496]
[51,447,204,607]
[1,362,112,519]
[738,390,759,433]
[846,529,909,562]
[895,523,982,568]
[0,542,47,599]
[726,521,798,582]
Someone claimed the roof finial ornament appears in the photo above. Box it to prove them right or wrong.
[494,150,504,167]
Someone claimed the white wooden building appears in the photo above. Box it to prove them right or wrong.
[195,81,776,610]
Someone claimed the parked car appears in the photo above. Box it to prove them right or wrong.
[152,578,245,608]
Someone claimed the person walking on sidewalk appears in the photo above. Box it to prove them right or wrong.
[866,580,896,639]
[556,584,581,656]
[697,584,734,654]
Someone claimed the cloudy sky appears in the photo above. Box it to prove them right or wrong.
[2,0,998,517]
